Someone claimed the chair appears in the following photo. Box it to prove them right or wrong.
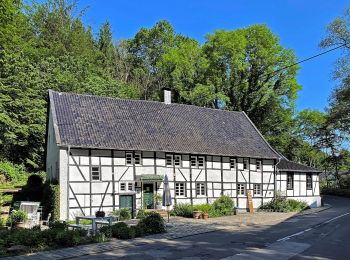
[42,213,51,226]
[14,201,41,228]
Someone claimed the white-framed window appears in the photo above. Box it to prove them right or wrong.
[166,154,173,166]
[120,182,134,192]
[126,152,133,165]
[190,156,197,167]
[198,156,205,168]
[134,153,141,165]
[230,158,236,169]
[243,159,249,170]
[174,155,181,166]
[253,184,261,195]
[287,173,294,190]
[166,154,182,167]
[237,183,245,195]
[91,166,101,181]
[175,182,185,196]
[191,156,205,168]
[256,160,261,171]
[196,183,206,196]
[306,174,312,190]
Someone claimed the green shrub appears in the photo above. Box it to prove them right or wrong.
[322,187,350,197]
[54,230,82,247]
[136,209,146,219]
[99,226,113,238]
[0,217,5,227]
[111,208,132,221]
[93,232,108,243]
[42,182,60,221]
[137,212,165,234]
[0,161,29,186]
[49,221,68,230]
[9,210,28,224]
[130,225,144,237]
[259,196,309,212]
[193,204,212,213]
[212,195,234,216]
[171,203,193,218]
[111,222,132,239]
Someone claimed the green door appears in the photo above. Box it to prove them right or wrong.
[120,195,134,216]
[143,183,154,209]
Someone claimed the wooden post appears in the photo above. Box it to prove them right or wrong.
[247,190,254,214]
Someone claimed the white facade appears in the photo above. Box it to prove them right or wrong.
[46,145,320,220]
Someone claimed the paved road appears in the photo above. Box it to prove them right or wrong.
[76,196,350,260]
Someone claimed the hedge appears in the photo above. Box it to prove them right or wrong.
[41,181,60,221]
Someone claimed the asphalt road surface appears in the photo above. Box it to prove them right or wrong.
[76,196,350,260]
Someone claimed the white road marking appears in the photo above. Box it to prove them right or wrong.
[276,211,350,242]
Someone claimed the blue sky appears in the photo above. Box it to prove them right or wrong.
[77,0,349,112]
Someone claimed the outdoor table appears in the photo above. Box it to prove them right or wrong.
[75,215,113,232]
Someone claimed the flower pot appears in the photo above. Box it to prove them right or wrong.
[202,212,209,220]
[15,222,26,228]
[192,210,202,219]
[95,211,105,218]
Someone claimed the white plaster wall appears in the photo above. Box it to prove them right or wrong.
[59,148,68,220]
[46,112,59,180]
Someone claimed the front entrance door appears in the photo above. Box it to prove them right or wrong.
[120,195,134,216]
[143,183,154,209]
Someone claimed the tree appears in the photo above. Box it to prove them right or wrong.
[98,22,115,73]
[320,8,350,135]
[202,25,300,152]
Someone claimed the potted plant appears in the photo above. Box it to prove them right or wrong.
[11,210,28,228]
[202,211,209,220]
[95,210,105,218]
[155,194,163,210]
[192,209,202,219]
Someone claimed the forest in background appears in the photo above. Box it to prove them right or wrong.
[0,0,349,187]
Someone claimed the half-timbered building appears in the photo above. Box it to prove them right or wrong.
[46,90,321,220]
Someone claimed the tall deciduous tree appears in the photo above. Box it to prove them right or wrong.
[320,8,350,136]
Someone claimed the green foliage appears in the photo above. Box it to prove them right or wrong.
[320,9,350,135]
[136,209,147,219]
[48,221,68,230]
[111,208,131,221]
[173,197,235,218]
[322,187,350,197]
[0,161,29,186]
[130,225,145,237]
[42,182,60,221]
[137,212,165,234]
[193,204,211,213]
[0,192,12,207]
[212,195,235,216]
[111,222,133,239]
[0,0,347,179]
[259,196,309,212]
[54,230,83,247]
[171,203,193,218]
[99,225,113,238]
[9,210,28,224]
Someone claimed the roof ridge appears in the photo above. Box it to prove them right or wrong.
[49,90,244,115]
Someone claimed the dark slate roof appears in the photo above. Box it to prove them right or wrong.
[277,159,321,173]
[48,90,280,159]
